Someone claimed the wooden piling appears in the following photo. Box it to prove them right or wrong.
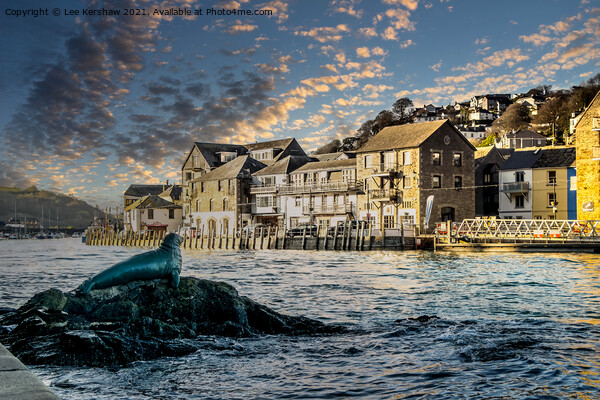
[302,227,307,250]
[368,223,373,250]
[355,223,360,250]
[267,226,272,249]
[260,227,265,250]
[274,226,279,249]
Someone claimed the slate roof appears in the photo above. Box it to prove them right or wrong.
[159,185,182,201]
[291,158,357,173]
[124,184,168,197]
[195,155,266,182]
[357,120,474,153]
[253,155,312,176]
[124,195,181,212]
[192,142,247,169]
[312,152,355,161]
[244,138,294,151]
[532,147,576,168]
[500,147,576,170]
[503,129,546,139]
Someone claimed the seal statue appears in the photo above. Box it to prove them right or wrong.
[79,233,183,294]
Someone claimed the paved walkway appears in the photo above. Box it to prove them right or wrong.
[0,343,59,400]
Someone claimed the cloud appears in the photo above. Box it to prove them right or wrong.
[359,27,378,38]
[356,47,371,58]
[331,0,364,18]
[382,26,398,40]
[429,59,443,72]
[385,8,416,31]
[382,0,418,11]
[258,0,290,23]
[224,20,258,34]
[295,24,351,43]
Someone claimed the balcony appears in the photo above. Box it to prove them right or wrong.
[502,182,530,193]
[250,185,278,194]
[279,180,363,195]
[370,188,399,202]
[302,203,354,214]
[370,163,400,177]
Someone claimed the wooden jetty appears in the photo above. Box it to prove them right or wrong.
[434,219,600,253]
[84,224,428,251]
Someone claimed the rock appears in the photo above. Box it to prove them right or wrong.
[0,277,341,367]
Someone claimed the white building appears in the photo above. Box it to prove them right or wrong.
[124,195,183,234]
[498,151,538,219]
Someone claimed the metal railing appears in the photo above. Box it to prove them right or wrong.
[501,182,529,193]
[370,188,398,201]
[440,219,600,240]
[279,180,363,194]
[250,185,278,194]
[302,203,354,214]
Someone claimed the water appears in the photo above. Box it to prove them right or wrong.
[1,239,599,399]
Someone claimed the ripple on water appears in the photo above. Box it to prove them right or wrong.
[2,241,600,399]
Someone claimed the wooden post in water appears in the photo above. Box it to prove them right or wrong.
[260,227,265,250]
[333,225,339,250]
[323,225,328,250]
[281,228,286,250]
[355,223,360,250]
[274,226,279,249]
[302,227,307,250]
[315,226,320,251]
[368,223,373,250]
[267,226,272,249]
[359,221,365,251]
[219,226,223,249]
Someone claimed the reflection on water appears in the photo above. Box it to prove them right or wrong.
[1,240,600,399]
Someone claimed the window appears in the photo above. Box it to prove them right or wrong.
[547,171,556,185]
[334,194,340,204]
[484,173,492,183]
[432,175,441,188]
[403,176,412,188]
[453,153,462,167]
[201,182,205,192]
[228,179,234,193]
[209,198,214,212]
[364,155,372,168]
[223,198,229,211]
[515,171,525,182]
[403,151,411,165]
[383,215,395,229]
[263,176,275,186]
[384,152,395,169]
[454,176,462,188]
[548,192,556,208]
[148,209,154,219]
[295,197,301,207]
[342,169,355,182]
[257,196,274,208]
[515,195,524,208]
[432,152,441,165]
[218,180,223,191]
[169,209,174,219]
[193,154,200,167]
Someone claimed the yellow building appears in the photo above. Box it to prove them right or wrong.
[530,149,576,220]
[575,90,600,219]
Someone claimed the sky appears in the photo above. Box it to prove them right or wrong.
[0,0,598,210]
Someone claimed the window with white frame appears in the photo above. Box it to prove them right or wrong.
[403,151,411,165]
[403,176,412,188]
[383,215,395,229]
[515,195,524,208]
[342,169,355,182]
[257,195,274,208]
[295,197,301,207]
[547,171,556,185]
[364,155,372,168]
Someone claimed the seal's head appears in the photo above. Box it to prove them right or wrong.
[160,232,183,251]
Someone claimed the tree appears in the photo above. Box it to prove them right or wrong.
[392,97,413,120]
[492,103,531,133]
[526,85,552,97]
[314,139,341,154]
[534,98,569,135]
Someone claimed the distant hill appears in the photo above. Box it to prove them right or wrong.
[0,186,106,229]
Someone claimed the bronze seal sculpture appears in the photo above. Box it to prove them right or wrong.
[79,233,183,294]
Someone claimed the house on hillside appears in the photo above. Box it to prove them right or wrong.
[244,138,306,165]
[574,89,600,219]
[123,184,177,208]
[498,147,576,220]
[470,94,512,113]
[189,155,266,235]
[355,119,476,232]
[495,129,548,149]
[515,95,545,116]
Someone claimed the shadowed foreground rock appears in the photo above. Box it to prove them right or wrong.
[0,277,341,367]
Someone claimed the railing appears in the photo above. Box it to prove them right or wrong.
[370,188,398,201]
[302,203,354,214]
[501,182,529,193]
[279,180,363,194]
[250,185,278,194]
[440,219,600,239]
[371,163,399,175]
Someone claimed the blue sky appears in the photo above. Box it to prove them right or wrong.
[0,0,598,210]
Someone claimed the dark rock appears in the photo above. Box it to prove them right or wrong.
[0,277,341,367]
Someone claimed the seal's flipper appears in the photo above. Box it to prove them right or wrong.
[80,279,95,295]
[171,270,180,289]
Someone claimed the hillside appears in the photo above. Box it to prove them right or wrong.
[0,187,105,229]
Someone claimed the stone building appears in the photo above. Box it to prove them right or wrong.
[123,195,182,234]
[190,155,266,236]
[574,90,600,220]
[355,119,476,232]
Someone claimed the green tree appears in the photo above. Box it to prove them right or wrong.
[492,103,531,133]
[314,139,341,154]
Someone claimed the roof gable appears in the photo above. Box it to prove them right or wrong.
[124,184,167,197]
[292,158,357,173]
[197,155,266,182]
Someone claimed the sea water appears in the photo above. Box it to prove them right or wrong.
[1,239,599,399]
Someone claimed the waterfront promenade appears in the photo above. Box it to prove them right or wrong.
[0,343,59,400]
